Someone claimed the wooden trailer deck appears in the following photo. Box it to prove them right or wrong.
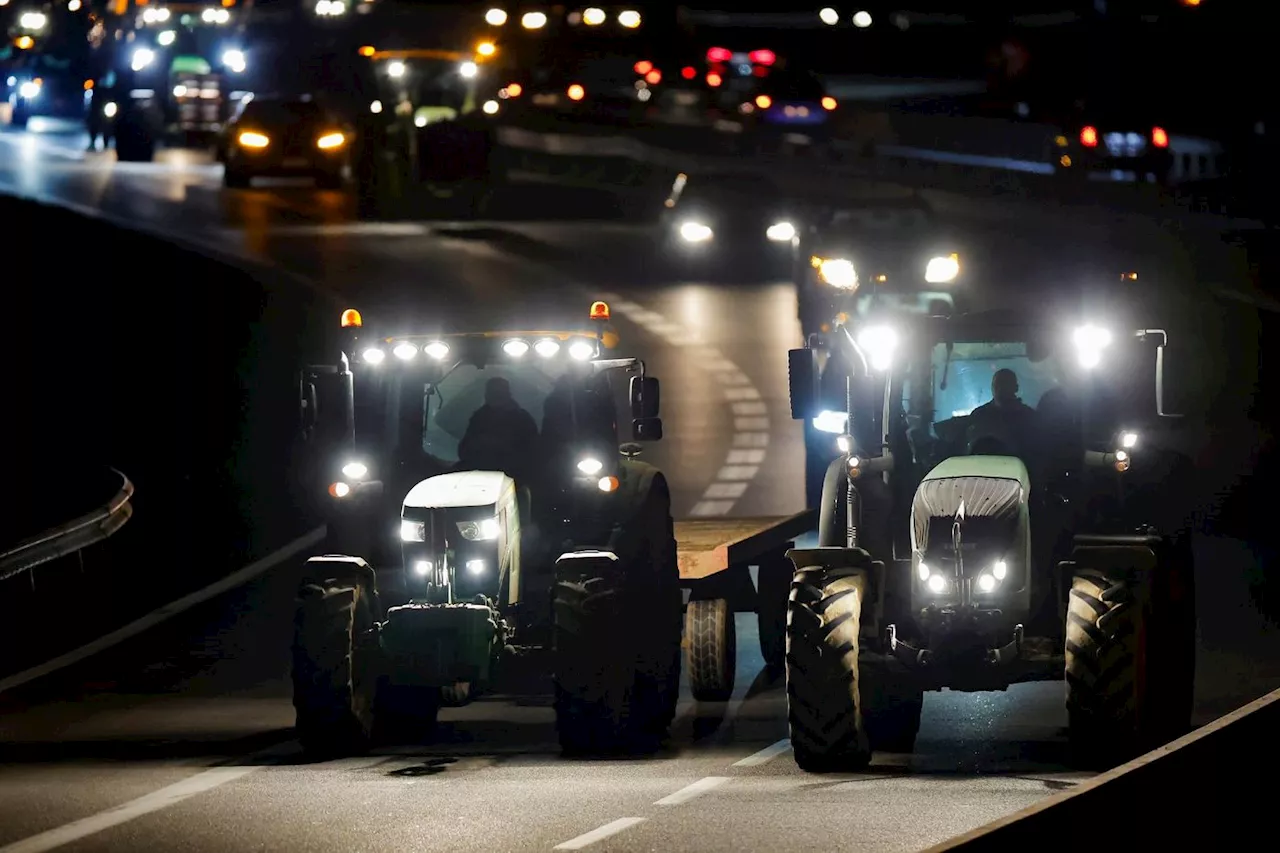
[675,510,815,581]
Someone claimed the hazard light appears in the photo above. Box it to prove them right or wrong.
[634,60,652,75]
[567,84,585,101]
[645,69,661,85]
[1151,126,1169,148]
[358,45,374,57]
[822,96,837,110]
[341,308,363,328]
[749,49,776,66]
[707,72,722,87]
[590,301,611,321]
[755,94,772,109]
[1080,125,1098,147]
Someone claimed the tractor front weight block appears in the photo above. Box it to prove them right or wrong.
[380,603,501,689]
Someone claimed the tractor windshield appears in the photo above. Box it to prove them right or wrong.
[352,361,618,479]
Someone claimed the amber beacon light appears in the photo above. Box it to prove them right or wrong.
[589,301,610,321]
[340,308,363,328]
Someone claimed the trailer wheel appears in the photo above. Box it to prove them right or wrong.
[1065,553,1195,768]
[291,561,380,758]
[686,598,736,702]
[787,560,872,771]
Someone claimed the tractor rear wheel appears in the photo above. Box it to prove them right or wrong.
[291,559,381,758]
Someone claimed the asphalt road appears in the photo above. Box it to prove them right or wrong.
[1,126,1278,852]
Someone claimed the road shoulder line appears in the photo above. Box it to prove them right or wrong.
[0,526,326,695]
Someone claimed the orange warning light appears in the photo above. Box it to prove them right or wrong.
[328,482,351,498]
[589,301,610,321]
[84,79,94,90]
[15,36,34,50]
[358,45,375,57]
[340,308,363,328]
[567,84,585,101]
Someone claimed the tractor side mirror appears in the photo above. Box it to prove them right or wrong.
[632,417,663,442]
[300,364,354,446]
[789,347,818,420]
[630,375,660,420]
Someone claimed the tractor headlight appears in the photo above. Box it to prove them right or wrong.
[924,253,960,283]
[855,324,897,371]
[1120,430,1138,450]
[341,461,368,480]
[577,457,604,475]
[400,519,425,542]
[457,518,500,541]
[1072,323,1112,369]
[18,80,40,99]
[811,409,847,434]
[817,257,857,290]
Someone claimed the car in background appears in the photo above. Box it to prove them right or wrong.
[659,171,804,274]
[737,67,837,144]
[795,194,966,335]
[1055,101,1174,184]
[218,95,351,189]
[4,54,86,129]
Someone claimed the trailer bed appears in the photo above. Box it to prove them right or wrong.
[675,510,815,581]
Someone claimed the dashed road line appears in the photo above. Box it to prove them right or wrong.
[597,292,769,517]
[553,817,647,850]
[0,741,295,853]
[733,739,792,767]
[654,776,731,806]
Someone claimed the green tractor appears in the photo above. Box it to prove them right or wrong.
[785,308,1196,770]
[291,301,681,757]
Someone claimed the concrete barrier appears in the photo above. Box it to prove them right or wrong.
[928,685,1280,849]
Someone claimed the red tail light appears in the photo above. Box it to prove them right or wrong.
[634,60,652,75]
[1151,126,1168,148]
[681,66,696,80]
[1080,125,1098,147]
[749,49,776,66]
[645,69,661,85]
[706,46,731,62]
[706,72,722,87]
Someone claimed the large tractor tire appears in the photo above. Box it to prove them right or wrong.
[686,598,736,702]
[1064,546,1196,768]
[787,559,873,771]
[553,474,681,753]
[291,557,381,758]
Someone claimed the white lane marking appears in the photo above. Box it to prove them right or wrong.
[732,739,792,767]
[0,740,294,853]
[597,292,769,517]
[552,817,647,850]
[0,526,326,695]
[654,776,731,806]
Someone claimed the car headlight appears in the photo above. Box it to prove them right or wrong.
[458,518,500,541]
[131,48,155,72]
[237,131,269,148]
[18,80,40,99]
[817,258,858,290]
[855,324,897,371]
[766,221,796,242]
[925,253,960,283]
[679,221,713,243]
[1072,323,1112,369]
[400,519,425,541]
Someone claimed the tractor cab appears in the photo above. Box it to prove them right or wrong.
[297,301,663,614]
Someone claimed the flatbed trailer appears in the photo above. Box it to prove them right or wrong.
[677,509,815,701]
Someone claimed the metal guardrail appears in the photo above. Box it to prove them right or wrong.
[0,469,134,582]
